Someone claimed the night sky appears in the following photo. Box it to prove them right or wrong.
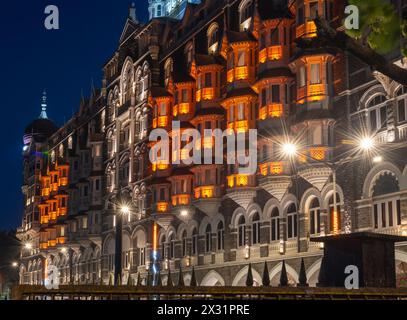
[0,0,149,230]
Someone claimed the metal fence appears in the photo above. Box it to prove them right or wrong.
[11,285,407,300]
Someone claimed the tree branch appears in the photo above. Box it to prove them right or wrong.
[310,17,407,86]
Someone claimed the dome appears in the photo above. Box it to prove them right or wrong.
[24,118,58,137]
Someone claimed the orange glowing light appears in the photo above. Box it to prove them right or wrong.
[153,223,158,251]
[156,202,168,213]
[310,147,326,161]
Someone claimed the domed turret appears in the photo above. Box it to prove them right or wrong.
[24,91,58,144]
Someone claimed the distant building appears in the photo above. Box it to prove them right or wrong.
[17,0,407,288]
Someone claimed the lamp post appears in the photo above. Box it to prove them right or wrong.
[114,191,131,285]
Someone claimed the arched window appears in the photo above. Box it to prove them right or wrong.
[286,203,298,239]
[328,193,341,233]
[207,23,219,53]
[396,86,407,123]
[164,59,173,87]
[192,228,198,255]
[367,94,387,132]
[270,208,280,241]
[182,230,188,257]
[169,233,176,259]
[251,213,261,245]
[185,42,194,68]
[372,173,401,229]
[237,216,246,247]
[217,221,224,251]
[239,0,253,27]
[309,198,321,235]
[205,224,212,253]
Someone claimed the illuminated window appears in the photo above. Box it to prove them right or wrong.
[310,64,321,84]
[329,193,341,233]
[299,66,306,87]
[237,50,246,67]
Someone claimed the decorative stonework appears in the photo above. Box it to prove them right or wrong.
[193,199,222,217]
[226,189,257,210]
[259,176,292,201]
[298,165,332,191]
[155,214,174,229]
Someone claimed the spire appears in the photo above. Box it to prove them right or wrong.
[298,258,309,287]
[129,3,138,23]
[39,90,48,119]
[279,260,288,287]
[262,261,270,287]
[246,263,254,287]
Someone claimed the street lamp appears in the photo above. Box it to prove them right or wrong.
[12,262,18,268]
[282,142,298,157]
[24,243,32,250]
[359,136,375,152]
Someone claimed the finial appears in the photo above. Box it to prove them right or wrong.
[39,90,48,119]
[129,3,138,23]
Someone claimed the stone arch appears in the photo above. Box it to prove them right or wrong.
[211,213,225,231]
[176,223,188,240]
[246,202,263,221]
[358,84,387,110]
[300,188,321,214]
[321,183,345,211]
[362,162,402,199]
[187,220,199,237]
[263,198,282,219]
[199,216,211,235]
[269,262,299,286]
[103,234,115,255]
[230,207,246,227]
[306,258,322,287]
[232,265,262,286]
[132,227,147,248]
[201,270,225,286]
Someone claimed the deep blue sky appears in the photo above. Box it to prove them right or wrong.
[0,0,149,230]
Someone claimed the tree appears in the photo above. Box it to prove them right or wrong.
[304,0,407,85]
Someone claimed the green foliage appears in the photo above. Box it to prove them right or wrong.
[345,0,405,56]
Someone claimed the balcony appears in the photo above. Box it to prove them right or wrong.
[196,88,215,102]
[194,186,215,199]
[227,174,250,188]
[156,202,169,213]
[259,45,283,63]
[40,215,49,224]
[58,206,68,217]
[40,242,48,250]
[41,187,50,197]
[227,66,250,83]
[296,21,317,39]
[57,236,67,245]
[152,162,169,172]
[172,194,191,207]
[152,116,169,129]
[297,84,327,103]
[259,162,285,176]
[259,104,283,120]
[227,120,249,133]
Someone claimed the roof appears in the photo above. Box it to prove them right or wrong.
[225,87,257,99]
[171,167,194,176]
[194,107,225,117]
[227,31,257,44]
[256,68,294,81]
[150,87,173,98]
[195,54,225,67]
[24,118,58,138]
